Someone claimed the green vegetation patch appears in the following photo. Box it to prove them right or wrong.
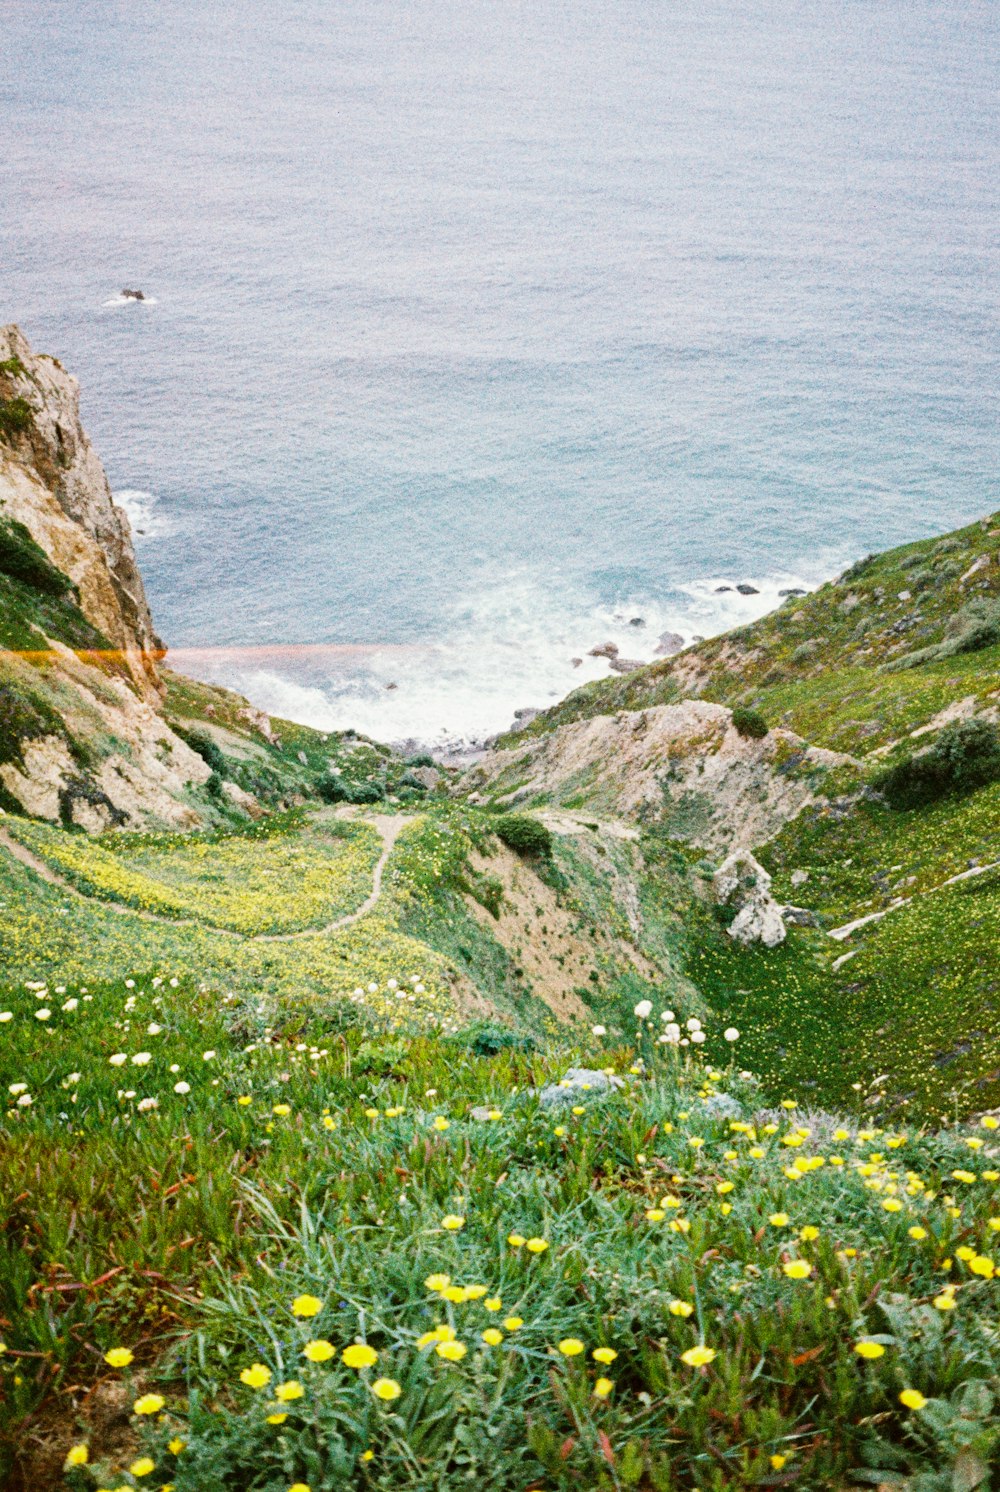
[4,813,383,936]
[3,978,1000,1489]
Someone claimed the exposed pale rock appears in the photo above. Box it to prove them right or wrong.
[654,631,685,656]
[538,1068,625,1107]
[461,701,856,854]
[0,324,159,693]
[960,553,990,585]
[713,848,787,948]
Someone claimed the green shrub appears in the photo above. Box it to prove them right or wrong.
[839,554,875,582]
[731,706,769,739]
[884,599,1000,673]
[0,682,66,766]
[407,753,436,768]
[873,719,1000,809]
[347,780,385,804]
[492,812,553,859]
[398,770,429,792]
[173,725,227,777]
[0,397,32,442]
[0,519,75,598]
[449,1020,536,1056]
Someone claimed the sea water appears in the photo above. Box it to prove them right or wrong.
[2,0,997,745]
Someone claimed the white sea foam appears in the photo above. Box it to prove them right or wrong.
[198,552,850,750]
[113,489,173,538]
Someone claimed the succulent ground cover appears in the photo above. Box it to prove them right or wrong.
[3,813,383,935]
[3,979,1000,1490]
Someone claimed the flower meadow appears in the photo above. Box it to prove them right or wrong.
[3,978,1000,1490]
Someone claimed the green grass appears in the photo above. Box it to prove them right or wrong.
[663,797,1000,1121]
[4,814,383,935]
[512,511,1000,755]
[4,975,1000,1489]
[0,821,458,1024]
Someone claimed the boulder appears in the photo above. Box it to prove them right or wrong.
[736,583,759,596]
[790,868,810,887]
[781,904,820,928]
[409,765,441,790]
[538,1068,625,1107]
[696,1092,743,1121]
[508,708,540,734]
[609,657,644,674]
[654,630,685,656]
[588,641,619,659]
[960,554,991,586]
[713,847,786,948]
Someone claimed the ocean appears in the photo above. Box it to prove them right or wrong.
[2,0,998,746]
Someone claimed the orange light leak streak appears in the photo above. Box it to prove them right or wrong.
[1,641,425,670]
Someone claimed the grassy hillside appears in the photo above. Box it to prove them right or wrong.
[465,512,1000,1122]
[517,511,1000,755]
[4,512,1000,1488]
[3,977,1000,1490]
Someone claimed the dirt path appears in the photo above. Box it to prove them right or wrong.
[0,812,408,943]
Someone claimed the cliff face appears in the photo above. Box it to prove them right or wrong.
[0,324,159,695]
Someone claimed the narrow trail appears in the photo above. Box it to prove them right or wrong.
[0,812,408,943]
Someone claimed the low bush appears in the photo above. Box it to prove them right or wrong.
[884,598,1000,673]
[493,812,553,859]
[317,776,384,805]
[173,725,227,777]
[0,518,75,598]
[873,719,1000,809]
[731,706,769,739]
[0,397,32,442]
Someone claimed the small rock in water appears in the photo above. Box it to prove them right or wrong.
[570,657,582,668]
[715,585,733,593]
[588,641,619,659]
[778,587,806,597]
[628,616,645,627]
[385,681,398,690]
[736,583,759,595]
[121,288,145,300]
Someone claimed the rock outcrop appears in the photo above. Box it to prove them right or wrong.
[713,848,786,947]
[0,327,223,828]
[0,324,159,694]
[460,700,856,854]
